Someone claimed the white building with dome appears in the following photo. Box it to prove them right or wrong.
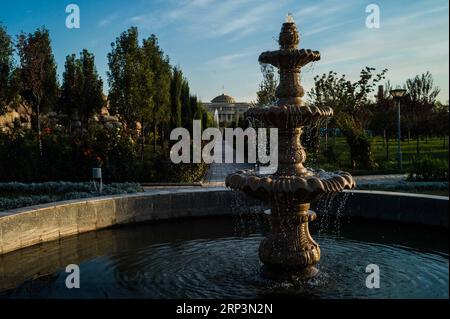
[203,93,252,125]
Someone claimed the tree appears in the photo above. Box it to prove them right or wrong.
[170,67,183,130]
[142,34,171,151]
[135,43,154,158]
[16,27,59,154]
[107,27,144,126]
[369,82,396,160]
[404,71,440,153]
[61,50,104,132]
[431,101,449,148]
[308,67,388,169]
[256,64,278,106]
[79,49,104,127]
[190,95,202,119]
[60,54,81,125]
[181,79,192,130]
[0,23,14,112]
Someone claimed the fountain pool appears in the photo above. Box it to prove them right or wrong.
[0,215,447,299]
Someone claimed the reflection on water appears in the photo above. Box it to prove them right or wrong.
[0,215,448,299]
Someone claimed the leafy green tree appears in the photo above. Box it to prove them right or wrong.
[107,27,144,126]
[136,44,154,158]
[61,50,104,131]
[404,71,440,153]
[256,64,278,106]
[60,54,80,122]
[79,49,104,127]
[201,105,215,129]
[181,79,192,130]
[309,67,388,169]
[431,101,449,148]
[0,23,14,112]
[190,95,202,119]
[369,82,396,160]
[16,27,59,154]
[142,35,171,151]
[170,67,183,130]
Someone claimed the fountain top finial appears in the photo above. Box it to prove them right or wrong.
[279,16,299,49]
[285,12,295,23]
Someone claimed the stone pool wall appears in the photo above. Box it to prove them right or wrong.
[0,188,447,255]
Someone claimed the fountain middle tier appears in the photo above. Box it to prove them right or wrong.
[247,104,333,128]
[226,169,355,204]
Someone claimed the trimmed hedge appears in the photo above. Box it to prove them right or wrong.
[408,156,449,181]
[0,182,144,211]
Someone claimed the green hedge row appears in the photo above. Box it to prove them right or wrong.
[0,182,144,211]
[408,156,448,181]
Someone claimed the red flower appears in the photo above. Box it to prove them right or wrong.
[83,148,93,157]
[43,127,52,134]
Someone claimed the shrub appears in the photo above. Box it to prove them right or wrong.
[0,127,209,183]
[408,156,449,181]
[0,181,144,211]
[151,153,208,183]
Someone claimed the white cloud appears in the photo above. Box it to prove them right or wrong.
[303,2,449,101]
[204,52,253,68]
[126,0,283,40]
[98,13,120,27]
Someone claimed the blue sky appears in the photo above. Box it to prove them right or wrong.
[1,0,448,103]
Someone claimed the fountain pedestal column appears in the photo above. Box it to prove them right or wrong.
[275,128,309,177]
[259,201,321,278]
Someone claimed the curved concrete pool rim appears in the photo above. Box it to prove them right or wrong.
[0,188,448,255]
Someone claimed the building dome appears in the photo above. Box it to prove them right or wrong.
[211,93,236,104]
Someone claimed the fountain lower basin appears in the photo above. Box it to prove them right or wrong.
[0,215,448,299]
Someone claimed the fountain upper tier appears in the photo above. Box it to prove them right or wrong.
[258,22,321,106]
[250,22,333,129]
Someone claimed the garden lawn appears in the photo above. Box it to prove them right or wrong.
[318,136,448,175]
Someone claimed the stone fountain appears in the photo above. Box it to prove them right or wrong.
[226,15,355,278]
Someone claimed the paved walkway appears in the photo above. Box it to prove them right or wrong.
[353,174,407,187]
[202,140,254,183]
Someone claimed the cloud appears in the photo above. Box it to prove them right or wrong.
[204,52,253,68]
[126,0,283,40]
[293,0,360,22]
[303,1,449,101]
[98,13,120,27]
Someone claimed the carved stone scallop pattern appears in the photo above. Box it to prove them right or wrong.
[226,170,355,203]
[246,105,333,128]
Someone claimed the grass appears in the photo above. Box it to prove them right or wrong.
[317,136,449,175]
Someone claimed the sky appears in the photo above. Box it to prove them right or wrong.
[1,0,449,103]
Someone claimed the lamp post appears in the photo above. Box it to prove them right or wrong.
[390,88,407,172]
